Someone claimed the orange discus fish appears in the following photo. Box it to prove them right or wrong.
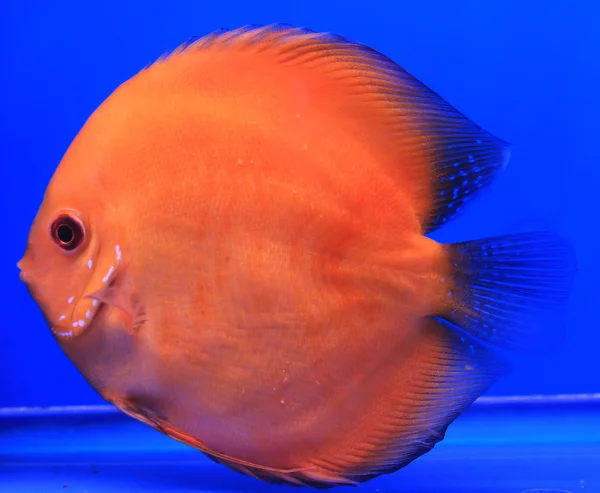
[18,24,575,487]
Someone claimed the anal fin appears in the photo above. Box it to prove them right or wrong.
[113,318,506,488]
[124,408,320,487]
[296,318,508,486]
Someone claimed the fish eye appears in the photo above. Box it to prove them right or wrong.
[50,214,85,252]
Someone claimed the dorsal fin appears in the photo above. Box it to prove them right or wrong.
[158,24,509,233]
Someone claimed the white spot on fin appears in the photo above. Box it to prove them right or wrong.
[68,296,75,304]
[88,259,93,269]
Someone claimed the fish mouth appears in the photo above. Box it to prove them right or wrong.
[18,265,37,298]
[17,260,29,284]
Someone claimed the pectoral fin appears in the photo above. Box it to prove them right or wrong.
[87,269,146,334]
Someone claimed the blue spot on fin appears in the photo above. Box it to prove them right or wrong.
[427,137,510,233]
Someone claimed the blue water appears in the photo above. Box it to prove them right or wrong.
[1,1,598,491]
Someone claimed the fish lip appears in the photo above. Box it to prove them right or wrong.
[17,261,29,284]
[19,271,36,297]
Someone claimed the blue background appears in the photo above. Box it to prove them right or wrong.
[1,1,596,407]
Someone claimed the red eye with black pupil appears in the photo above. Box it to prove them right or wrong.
[50,215,84,251]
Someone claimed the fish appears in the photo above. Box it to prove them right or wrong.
[18,24,575,488]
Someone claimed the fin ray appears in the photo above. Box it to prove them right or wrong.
[154,23,509,232]
[306,319,508,484]
[440,232,576,352]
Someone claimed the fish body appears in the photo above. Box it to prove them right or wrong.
[18,25,575,487]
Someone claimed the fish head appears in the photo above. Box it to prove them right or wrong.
[18,136,125,343]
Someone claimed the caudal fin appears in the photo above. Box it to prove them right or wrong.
[438,232,576,352]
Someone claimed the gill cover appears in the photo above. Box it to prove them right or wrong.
[65,241,124,337]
